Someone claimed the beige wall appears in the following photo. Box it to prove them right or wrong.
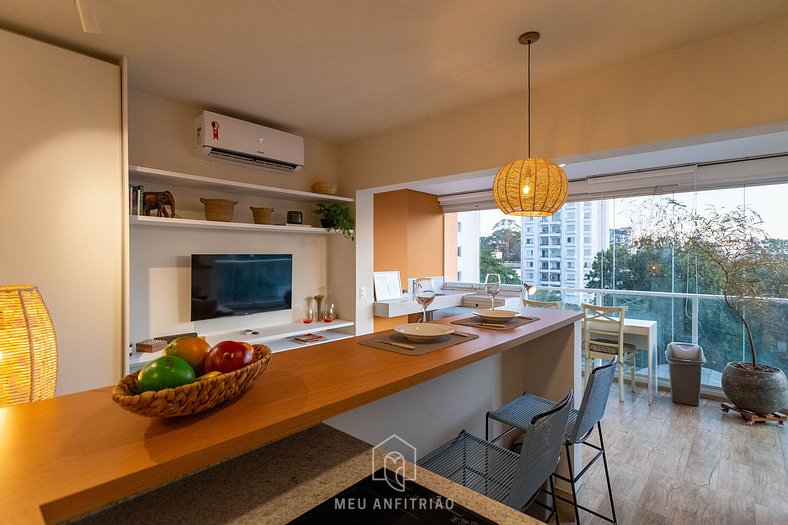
[128,90,341,195]
[0,30,124,395]
[338,16,788,192]
[127,92,349,355]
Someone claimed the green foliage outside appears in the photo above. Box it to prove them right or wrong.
[479,249,519,284]
[583,199,788,374]
[479,219,521,284]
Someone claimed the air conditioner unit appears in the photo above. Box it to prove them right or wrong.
[193,111,304,172]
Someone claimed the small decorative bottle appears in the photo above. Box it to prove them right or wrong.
[322,286,335,322]
[302,299,315,324]
[313,287,325,321]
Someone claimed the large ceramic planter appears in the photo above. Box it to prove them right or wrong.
[721,362,788,414]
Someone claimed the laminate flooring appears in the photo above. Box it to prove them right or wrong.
[569,387,788,525]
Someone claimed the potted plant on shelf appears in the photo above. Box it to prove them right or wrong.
[314,202,355,240]
[635,198,788,415]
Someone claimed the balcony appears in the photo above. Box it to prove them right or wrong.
[530,286,788,394]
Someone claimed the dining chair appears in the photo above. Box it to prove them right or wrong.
[523,299,562,309]
[582,304,635,402]
[486,358,618,525]
[421,390,573,523]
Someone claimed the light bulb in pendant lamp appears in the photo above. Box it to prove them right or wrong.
[493,158,568,216]
[0,286,58,407]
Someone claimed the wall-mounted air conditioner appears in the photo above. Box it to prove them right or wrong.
[193,111,304,172]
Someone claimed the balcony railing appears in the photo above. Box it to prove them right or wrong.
[443,282,788,396]
[532,286,788,394]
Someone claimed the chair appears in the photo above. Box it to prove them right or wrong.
[582,304,636,402]
[421,390,573,523]
[487,358,618,525]
[523,299,562,309]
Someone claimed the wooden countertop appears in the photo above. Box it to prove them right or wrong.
[75,424,543,524]
[0,308,581,524]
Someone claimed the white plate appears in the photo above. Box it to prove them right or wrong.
[472,309,518,323]
[394,323,454,342]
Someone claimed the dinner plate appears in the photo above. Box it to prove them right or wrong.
[394,323,454,342]
[472,309,518,323]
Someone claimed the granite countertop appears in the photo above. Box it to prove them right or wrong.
[71,424,543,525]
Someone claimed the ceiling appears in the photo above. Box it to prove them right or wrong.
[2,1,787,144]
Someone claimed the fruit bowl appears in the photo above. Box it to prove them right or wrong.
[112,345,272,417]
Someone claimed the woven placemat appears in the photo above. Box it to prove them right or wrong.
[357,330,479,356]
[451,315,540,331]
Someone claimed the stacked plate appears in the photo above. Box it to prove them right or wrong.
[472,309,518,323]
[394,323,454,342]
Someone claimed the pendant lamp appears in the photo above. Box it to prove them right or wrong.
[493,32,568,216]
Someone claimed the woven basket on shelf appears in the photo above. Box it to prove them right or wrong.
[312,181,338,195]
[112,345,272,417]
[200,198,238,222]
[250,206,274,225]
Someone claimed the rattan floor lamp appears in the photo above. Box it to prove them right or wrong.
[0,285,58,406]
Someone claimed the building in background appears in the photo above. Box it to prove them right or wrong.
[520,201,609,288]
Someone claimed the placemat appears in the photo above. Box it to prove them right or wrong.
[451,315,540,331]
[357,330,479,356]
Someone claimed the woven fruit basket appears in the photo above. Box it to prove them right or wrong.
[200,197,238,222]
[112,345,272,417]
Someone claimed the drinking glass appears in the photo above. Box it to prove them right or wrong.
[322,300,335,322]
[484,273,502,310]
[302,301,315,324]
[413,277,436,323]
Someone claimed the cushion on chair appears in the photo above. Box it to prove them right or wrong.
[588,339,636,355]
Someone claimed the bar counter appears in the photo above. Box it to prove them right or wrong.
[0,308,581,524]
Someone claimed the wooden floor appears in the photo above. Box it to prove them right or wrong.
[570,387,788,524]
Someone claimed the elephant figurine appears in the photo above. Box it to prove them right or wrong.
[142,191,175,217]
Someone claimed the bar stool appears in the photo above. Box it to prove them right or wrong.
[486,358,618,524]
[420,390,573,523]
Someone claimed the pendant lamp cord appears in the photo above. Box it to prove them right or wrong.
[527,41,531,159]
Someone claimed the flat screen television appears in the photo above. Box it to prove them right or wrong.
[191,254,292,321]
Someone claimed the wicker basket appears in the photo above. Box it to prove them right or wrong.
[112,345,272,417]
[201,198,238,222]
[250,206,274,224]
[312,181,338,195]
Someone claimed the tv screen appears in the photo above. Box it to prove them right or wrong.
[191,254,293,321]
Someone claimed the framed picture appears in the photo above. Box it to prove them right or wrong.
[373,271,403,301]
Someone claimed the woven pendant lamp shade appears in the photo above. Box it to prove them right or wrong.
[0,286,58,406]
[493,158,568,216]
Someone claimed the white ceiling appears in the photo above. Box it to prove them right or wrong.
[2,1,788,144]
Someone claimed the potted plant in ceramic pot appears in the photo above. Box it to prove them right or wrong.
[635,198,788,415]
[314,202,355,240]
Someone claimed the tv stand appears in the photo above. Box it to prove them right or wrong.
[128,319,354,373]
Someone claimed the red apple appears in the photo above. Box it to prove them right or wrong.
[205,340,254,374]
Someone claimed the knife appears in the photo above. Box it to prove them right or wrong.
[480,322,507,328]
[373,339,416,350]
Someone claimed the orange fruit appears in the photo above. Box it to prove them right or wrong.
[163,336,210,375]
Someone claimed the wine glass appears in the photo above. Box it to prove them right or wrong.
[413,277,436,323]
[484,273,502,310]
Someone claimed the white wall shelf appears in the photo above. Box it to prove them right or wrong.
[129,165,353,203]
[130,215,337,234]
[129,319,355,371]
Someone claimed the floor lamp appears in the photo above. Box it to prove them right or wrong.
[0,285,58,406]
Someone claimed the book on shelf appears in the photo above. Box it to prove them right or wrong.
[291,333,326,344]
[129,184,144,215]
